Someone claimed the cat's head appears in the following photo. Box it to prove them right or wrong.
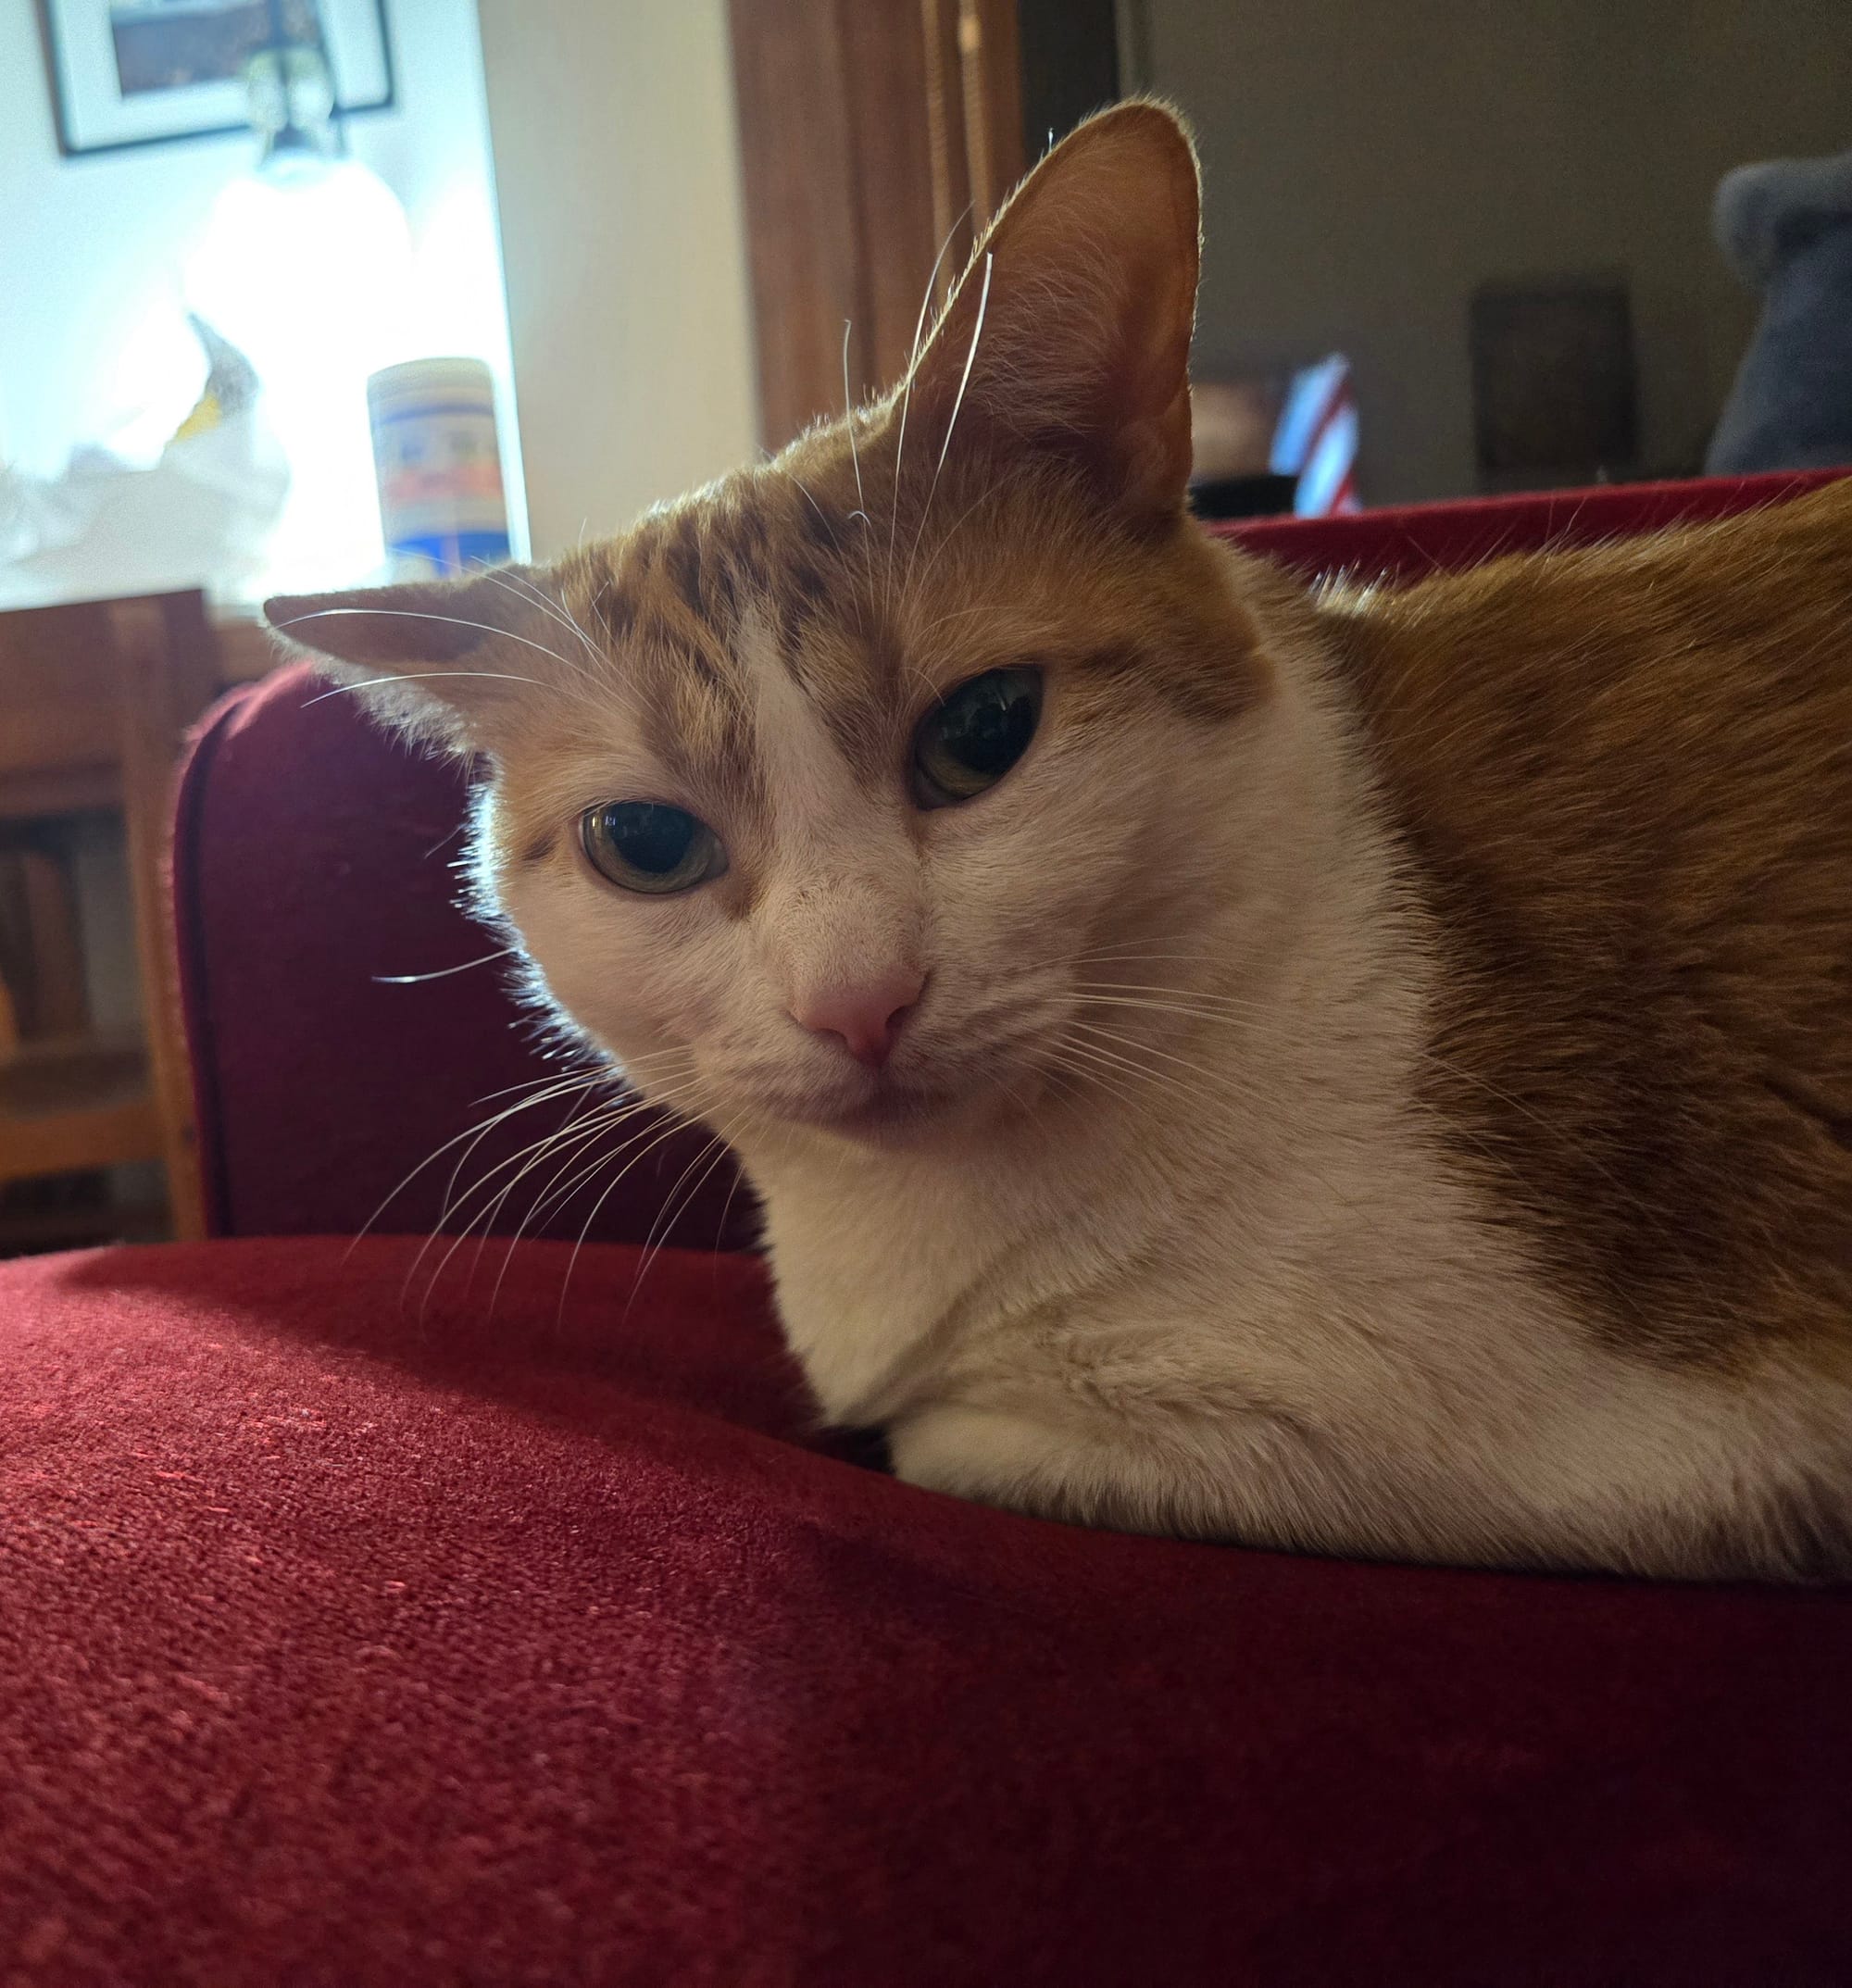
[272,103,1284,1146]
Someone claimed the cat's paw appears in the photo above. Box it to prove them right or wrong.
[887,1401,1171,1534]
[888,1402,1060,1509]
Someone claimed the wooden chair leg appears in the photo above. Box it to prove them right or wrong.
[112,600,210,1243]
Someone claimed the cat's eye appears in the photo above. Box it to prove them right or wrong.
[911,667,1044,807]
[581,802,727,895]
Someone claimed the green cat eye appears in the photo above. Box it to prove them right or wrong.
[911,667,1044,807]
[582,802,727,895]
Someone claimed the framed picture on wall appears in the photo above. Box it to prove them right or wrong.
[37,0,394,157]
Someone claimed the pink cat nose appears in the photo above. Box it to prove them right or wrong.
[791,968,925,1069]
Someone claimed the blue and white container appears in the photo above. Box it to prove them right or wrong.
[366,356,511,578]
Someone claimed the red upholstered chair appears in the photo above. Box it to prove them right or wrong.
[5,474,1849,1987]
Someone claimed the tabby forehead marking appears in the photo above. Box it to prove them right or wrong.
[742,610,870,836]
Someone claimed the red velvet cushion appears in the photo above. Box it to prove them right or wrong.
[5,1236,1849,1984]
[1225,468,1846,583]
[174,662,757,1253]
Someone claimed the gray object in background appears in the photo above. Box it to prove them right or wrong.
[1707,149,1852,475]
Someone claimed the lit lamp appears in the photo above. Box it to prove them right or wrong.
[184,16,412,593]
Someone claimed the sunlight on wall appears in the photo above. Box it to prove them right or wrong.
[187,156,414,593]
[474,0,756,556]
[0,0,520,601]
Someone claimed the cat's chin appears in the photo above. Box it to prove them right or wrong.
[827,1085,957,1142]
[784,1082,954,1144]
[757,1073,990,1146]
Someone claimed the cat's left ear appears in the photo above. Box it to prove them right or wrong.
[265,569,559,756]
[899,98,1201,521]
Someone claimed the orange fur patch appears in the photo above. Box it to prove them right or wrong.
[1327,478,1852,1368]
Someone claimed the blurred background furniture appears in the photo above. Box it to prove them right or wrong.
[0,592,217,1246]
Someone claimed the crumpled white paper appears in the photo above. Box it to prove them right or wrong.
[0,318,289,611]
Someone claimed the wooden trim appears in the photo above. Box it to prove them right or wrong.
[110,595,210,1242]
[728,0,870,450]
[210,612,274,685]
[728,0,1024,450]
[920,0,971,303]
[0,1094,163,1184]
[959,0,1025,227]
[0,766,119,819]
[0,1036,160,1184]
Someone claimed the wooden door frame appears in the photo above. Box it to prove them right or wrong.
[726,0,1025,451]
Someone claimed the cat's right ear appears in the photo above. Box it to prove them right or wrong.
[265,569,558,756]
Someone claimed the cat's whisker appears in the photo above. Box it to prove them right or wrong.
[1073,981,1279,1015]
[276,606,579,675]
[513,572,607,672]
[905,601,997,640]
[783,465,880,646]
[467,1068,599,1108]
[421,1093,637,1312]
[465,1072,685,1267]
[429,1069,632,1219]
[904,249,993,594]
[482,1106,657,1313]
[1040,1037,1156,1116]
[709,1127,755,1250]
[890,201,974,576]
[430,1070,708,1316]
[409,1084,650,1310]
[506,1083,698,1242]
[304,669,544,706]
[482,1078,708,1314]
[1068,992,1269,1032]
[902,456,1031,615]
[1060,1025,1280,1128]
[373,946,518,985]
[1069,944,1222,968]
[469,561,605,680]
[344,1069,611,1262]
[1061,1023,1361,1212]
[841,319,867,520]
[1068,1016,1270,1095]
[1068,993,1661,1226]
[414,1054,698,1277]
[557,1106,712,1326]
[1056,1025,1186,1094]
[787,469,845,556]
[902,544,991,637]
[622,1118,743,1321]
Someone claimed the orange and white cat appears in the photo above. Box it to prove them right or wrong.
[274,104,1852,1579]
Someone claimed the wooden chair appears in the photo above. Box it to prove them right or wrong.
[0,593,219,1241]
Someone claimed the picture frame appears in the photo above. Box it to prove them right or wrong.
[36,0,394,158]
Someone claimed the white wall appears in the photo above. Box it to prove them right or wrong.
[1137,0,1852,504]
[1,0,759,569]
[0,0,515,504]
[473,0,757,558]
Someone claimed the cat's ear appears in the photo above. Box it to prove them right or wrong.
[265,569,557,755]
[900,99,1201,520]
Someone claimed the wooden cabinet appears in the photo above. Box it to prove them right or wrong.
[0,592,222,1244]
